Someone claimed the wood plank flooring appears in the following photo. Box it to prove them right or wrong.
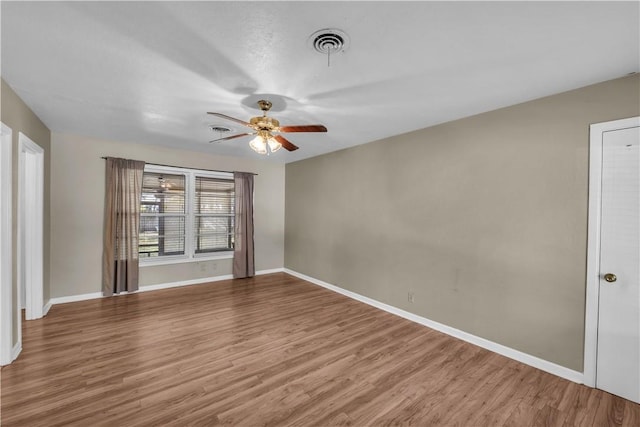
[1,272,638,426]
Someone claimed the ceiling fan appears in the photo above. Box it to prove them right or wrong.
[207,100,327,154]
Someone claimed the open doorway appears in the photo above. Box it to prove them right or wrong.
[18,132,44,323]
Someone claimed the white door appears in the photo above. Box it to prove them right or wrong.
[596,124,640,403]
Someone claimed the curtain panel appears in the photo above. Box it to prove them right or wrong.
[102,157,145,296]
[232,172,255,278]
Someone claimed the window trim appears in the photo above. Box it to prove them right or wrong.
[139,164,234,266]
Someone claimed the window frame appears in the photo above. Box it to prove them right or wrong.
[139,164,234,267]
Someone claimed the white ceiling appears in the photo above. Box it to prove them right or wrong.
[2,1,638,163]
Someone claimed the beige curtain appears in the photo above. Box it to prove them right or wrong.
[102,157,145,296]
[233,172,255,278]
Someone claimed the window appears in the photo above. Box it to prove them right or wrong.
[194,176,235,254]
[139,165,234,264]
[140,172,186,257]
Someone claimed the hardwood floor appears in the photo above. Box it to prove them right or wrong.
[1,272,638,426]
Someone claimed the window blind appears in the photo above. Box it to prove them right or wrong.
[194,176,235,253]
[140,172,186,257]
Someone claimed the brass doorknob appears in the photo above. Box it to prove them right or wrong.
[603,273,617,283]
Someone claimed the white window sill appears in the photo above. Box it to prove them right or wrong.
[140,252,233,267]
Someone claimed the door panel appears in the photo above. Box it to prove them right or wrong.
[596,125,640,403]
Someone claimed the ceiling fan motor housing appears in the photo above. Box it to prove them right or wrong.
[250,115,280,130]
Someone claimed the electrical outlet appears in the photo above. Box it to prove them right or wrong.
[408,291,415,303]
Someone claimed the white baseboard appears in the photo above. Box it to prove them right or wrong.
[255,268,285,275]
[2,341,23,366]
[283,268,584,385]
[139,268,283,293]
[49,291,103,305]
[11,341,22,362]
[43,301,52,316]
[49,268,286,306]
[138,274,234,293]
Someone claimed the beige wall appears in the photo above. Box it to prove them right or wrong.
[285,75,640,371]
[1,79,52,348]
[50,133,285,298]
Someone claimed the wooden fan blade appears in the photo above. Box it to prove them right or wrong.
[209,133,254,143]
[274,135,299,151]
[278,125,327,133]
[207,112,254,128]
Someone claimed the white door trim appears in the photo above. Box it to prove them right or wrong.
[584,116,640,387]
[18,132,44,322]
[0,122,13,366]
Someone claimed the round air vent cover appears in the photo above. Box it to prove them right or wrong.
[308,28,350,54]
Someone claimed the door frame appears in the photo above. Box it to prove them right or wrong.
[0,123,13,365]
[18,132,44,322]
[584,116,640,387]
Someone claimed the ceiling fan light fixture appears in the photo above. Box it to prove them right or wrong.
[267,137,282,153]
[249,130,282,155]
[249,135,267,154]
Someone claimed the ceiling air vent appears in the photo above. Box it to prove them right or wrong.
[308,28,350,66]
[209,125,232,133]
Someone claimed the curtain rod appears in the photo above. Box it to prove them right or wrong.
[100,157,257,176]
